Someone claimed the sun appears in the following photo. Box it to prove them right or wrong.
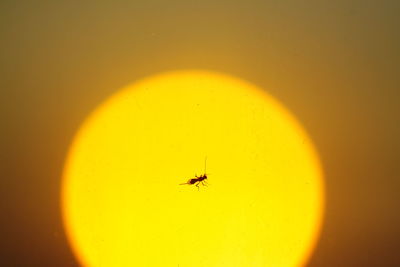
[62,70,324,267]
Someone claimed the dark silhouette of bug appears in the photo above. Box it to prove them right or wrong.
[179,158,209,189]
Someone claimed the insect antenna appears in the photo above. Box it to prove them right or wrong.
[204,156,207,174]
[202,156,210,182]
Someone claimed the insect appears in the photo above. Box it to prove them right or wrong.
[179,157,209,189]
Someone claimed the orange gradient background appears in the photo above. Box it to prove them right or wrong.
[1,1,399,266]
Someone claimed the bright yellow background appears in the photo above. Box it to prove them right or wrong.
[62,70,324,267]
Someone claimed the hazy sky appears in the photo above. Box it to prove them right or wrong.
[1,1,399,266]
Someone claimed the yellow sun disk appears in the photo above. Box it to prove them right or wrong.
[62,70,324,267]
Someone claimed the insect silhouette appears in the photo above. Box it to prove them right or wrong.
[179,157,209,189]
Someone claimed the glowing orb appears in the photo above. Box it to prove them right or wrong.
[62,70,324,267]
